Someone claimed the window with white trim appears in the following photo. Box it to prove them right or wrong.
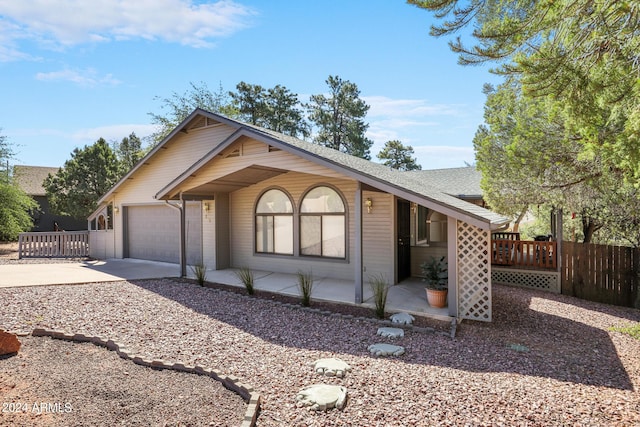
[255,189,293,254]
[300,186,346,258]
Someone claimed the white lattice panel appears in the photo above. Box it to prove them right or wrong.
[492,268,560,293]
[457,221,492,321]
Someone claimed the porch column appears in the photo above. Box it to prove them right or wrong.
[354,182,363,303]
[180,192,187,277]
[447,216,458,318]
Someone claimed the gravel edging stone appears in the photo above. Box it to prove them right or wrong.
[30,327,261,427]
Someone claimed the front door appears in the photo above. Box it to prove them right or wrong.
[397,199,411,282]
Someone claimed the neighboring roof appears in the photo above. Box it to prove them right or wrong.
[13,165,59,196]
[410,167,483,199]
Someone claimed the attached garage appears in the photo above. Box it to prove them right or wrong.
[123,202,203,264]
[124,204,180,263]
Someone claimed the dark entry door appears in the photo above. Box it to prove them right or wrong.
[397,199,411,282]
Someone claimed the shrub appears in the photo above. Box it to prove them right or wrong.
[369,273,390,319]
[190,262,207,286]
[235,267,255,295]
[297,270,314,307]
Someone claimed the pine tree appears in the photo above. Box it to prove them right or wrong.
[307,75,373,159]
[377,140,422,171]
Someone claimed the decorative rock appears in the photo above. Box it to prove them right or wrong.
[390,312,415,325]
[0,330,21,355]
[377,327,405,338]
[296,384,347,411]
[313,358,351,378]
[368,343,405,357]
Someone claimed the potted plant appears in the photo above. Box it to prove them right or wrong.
[421,256,448,308]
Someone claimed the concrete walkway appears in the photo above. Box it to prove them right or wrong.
[202,268,451,320]
[0,259,180,288]
[0,259,451,320]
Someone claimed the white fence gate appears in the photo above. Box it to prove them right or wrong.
[18,231,90,258]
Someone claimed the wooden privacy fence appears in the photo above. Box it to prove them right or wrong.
[492,239,557,269]
[561,241,639,308]
[18,231,90,258]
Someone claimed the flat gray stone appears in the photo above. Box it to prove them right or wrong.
[313,358,351,378]
[368,343,405,357]
[377,327,404,338]
[296,384,347,411]
[390,312,415,325]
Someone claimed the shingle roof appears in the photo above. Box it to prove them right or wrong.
[13,165,59,196]
[409,167,483,198]
[237,122,506,226]
[97,108,508,228]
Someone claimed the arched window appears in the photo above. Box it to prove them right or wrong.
[255,188,293,255]
[300,186,346,258]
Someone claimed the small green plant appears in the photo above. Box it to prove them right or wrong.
[421,256,448,290]
[235,267,255,295]
[610,323,640,340]
[369,273,390,319]
[190,262,207,286]
[297,270,314,307]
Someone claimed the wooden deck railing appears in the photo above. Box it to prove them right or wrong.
[18,231,89,258]
[492,239,557,270]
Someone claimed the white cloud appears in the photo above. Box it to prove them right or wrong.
[36,68,122,87]
[0,0,255,57]
[413,145,476,169]
[364,95,463,118]
[0,19,40,61]
[363,95,470,146]
[360,95,478,169]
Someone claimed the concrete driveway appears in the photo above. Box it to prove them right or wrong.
[0,259,180,288]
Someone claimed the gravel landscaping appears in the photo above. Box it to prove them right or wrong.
[0,335,247,427]
[0,273,639,426]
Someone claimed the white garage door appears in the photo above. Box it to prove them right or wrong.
[126,205,180,263]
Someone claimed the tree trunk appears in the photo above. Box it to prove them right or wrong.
[512,207,528,232]
[581,214,603,243]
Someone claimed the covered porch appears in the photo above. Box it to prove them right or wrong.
[193,268,452,321]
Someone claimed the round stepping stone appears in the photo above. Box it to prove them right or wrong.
[368,343,405,357]
[296,384,347,411]
[313,358,351,378]
[377,327,404,338]
[390,312,415,325]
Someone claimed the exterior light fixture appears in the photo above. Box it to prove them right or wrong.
[365,198,373,213]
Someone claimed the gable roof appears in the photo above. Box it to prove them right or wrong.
[13,165,59,196]
[149,109,507,229]
[93,108,507,228]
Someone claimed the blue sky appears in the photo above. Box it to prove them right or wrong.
[0,0,501,170]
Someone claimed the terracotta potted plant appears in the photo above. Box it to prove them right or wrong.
[421,256,448,308]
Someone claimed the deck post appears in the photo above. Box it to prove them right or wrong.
[447,217,458,318]
[354,182,363,303]
[556,208,563,274]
